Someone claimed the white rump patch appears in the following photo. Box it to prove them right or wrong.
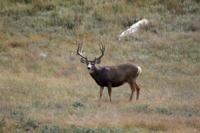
[137,66,142,75]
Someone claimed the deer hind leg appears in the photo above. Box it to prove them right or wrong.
[129,81,136,101]
[135,82,141,100]
[107,86,112,102]
[99,86,104,101]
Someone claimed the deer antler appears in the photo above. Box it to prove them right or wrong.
[96,40,105,60]
[76,41,87,60]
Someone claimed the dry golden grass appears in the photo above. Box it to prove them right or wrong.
[0,63,200,132]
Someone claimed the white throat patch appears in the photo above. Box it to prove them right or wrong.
[87,63,93,73]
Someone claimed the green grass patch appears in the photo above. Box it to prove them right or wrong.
[155,107,172,116]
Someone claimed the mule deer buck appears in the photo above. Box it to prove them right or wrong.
[77,42,142,102]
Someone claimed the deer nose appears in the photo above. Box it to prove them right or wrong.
[87,64,92,69]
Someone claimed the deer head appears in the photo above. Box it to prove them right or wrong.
[76,41,105,71]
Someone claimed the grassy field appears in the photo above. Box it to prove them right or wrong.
[0,0,200,132]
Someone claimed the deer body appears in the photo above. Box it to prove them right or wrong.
[90,63,140,87]
[77,42,142,102]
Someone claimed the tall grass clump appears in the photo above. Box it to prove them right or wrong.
[48,11,82,30]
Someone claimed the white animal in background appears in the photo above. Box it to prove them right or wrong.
[39,52,48,59]
[119,18,149,40]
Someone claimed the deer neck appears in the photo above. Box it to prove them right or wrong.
[89,66,102,78]
[89,66,98,74]
[89,66,105,86]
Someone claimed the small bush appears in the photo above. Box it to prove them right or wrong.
[133,104,151,113]
[155,107,172,116]
[41,125,65,133]
[112,4,123,14]
[10,110,25,120]
[161,0,184,14]
[23,119,39,130]
[92,11,105,23]
[48,12,82,30]
[69,126,125,133]
[182,0,200,14]
[72,101,84,108]
[32,0,56,11]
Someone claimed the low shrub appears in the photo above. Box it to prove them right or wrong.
[155,107,172,116]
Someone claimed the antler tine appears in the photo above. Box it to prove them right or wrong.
[76,41,87,59]
[96,40,105,59]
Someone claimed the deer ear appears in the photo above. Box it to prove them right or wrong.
[80,58,87,64]
[95,58,101,64]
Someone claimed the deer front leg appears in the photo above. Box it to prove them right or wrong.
[107,86,112,102]
[99,86,104,101]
